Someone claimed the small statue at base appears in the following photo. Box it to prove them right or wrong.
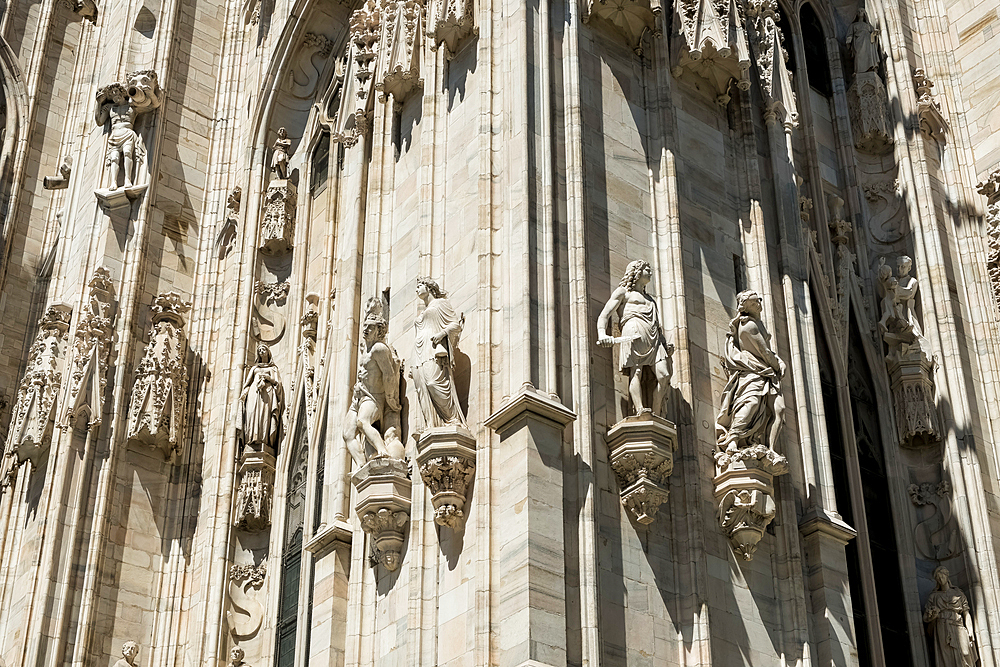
[113,641,140,667]
[596,260,673,417]
[271,127,291,180]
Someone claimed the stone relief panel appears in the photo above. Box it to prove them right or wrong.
[251,280,289,344]
[714,290,789,560]
[4,304,72,466]
[126,292,191,459]
[64,268,116,429]
[846,11,892,153]
[227,562,266,640]
[909,479,961,561]
[977,169,1000,313]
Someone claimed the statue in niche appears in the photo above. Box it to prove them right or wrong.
[877,255,924,351]
[271,127,291,180]
[716,290,786,454]
[597,260,673,416]
[924,566,978,667]
[344,298,404,466]
[95,83,144,190]
[236,343,285,457]
[411,278,467,431]
[113,641,139,667]
[847,9,881,76]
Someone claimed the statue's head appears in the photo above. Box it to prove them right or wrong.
[416,277,446,299]
[363,315,388,343]
[896,255,912,276]
[736,289,763,315]
[619,260,652,291]
[933,565,951,589]
[255,343,271,363]
[229,647,245,665]
[277,127,288,139]
[122,641,140,661]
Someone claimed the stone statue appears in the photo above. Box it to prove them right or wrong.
[877,256,923,349]
[113,641,139,667]
[716,290,786,454]
[924,566,978,667]
[847,9,880,75]
[228,647,245,667]
[411,277,467,430]
[237,343,285,457]
[344,297,404,466]
[95,83,144,190]
[596,260,673,416]
[271,127,291,180]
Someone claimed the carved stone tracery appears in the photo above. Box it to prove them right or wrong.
[65,268,116,429]
[126,292,191,459]
[670,0,751,104]
[5,304,72,465]
[745,0,797,127]
[977,170,1000,314]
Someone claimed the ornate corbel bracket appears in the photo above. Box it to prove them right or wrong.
[713,445,789,560]
[606,413,677,524]
[415,425,476,530]
[914,69,948,142]
[669,0,750,104]
[233,451,277,531]
[427,0,477,59]
[353,457,412,571]
[64,268,116,430]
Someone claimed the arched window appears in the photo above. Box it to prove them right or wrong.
[800,4,832,97]
[276,432,309,666]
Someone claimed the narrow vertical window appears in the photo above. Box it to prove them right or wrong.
[310,131,330,195]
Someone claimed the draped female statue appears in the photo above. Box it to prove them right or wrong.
[411,278,467,430]
[924,566,978,667]
[236,343,285,457]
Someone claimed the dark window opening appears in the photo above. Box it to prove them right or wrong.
[311,131,330,195]
[776,8,797,76]
[800,4,833,97]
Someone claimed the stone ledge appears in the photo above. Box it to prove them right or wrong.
[485,383,576,435]
[305,520,353,558]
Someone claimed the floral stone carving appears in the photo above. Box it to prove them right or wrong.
[227,562,266,640]
[5,304,72,465]
[376,0,424,107]
[976,170,1000,314]
[670,0,751,104]
[427,0,475,59]
[606,413,677,524]
[877,256,940,446]
[353,457,412,570]
[846,11,892,152]
[126,292,191,459]
[65,268,116,429]
[415,425,476,530]
[713,290,789,560]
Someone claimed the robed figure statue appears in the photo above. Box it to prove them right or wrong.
[237,343,285,457]
[924,566,978,667]
[411,278,467,430]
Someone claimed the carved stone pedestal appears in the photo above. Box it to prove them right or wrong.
[886,345,940,447]
[848,70,893,153]
[606,413,677,524]
[352,457,411,571]
[95,185,148,210]
[260,180,296,254]
[233,452,276,532]
[713,446,789,561]
[415,426,476,530]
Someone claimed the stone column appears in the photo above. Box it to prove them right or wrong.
[485,384,576,667]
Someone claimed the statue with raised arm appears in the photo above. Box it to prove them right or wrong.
[847,8,881,75]
[236,343,285,458]
[411,277,467,430]
[95,83,144,190]
[344,297,404,466]
[716,290,786,454]
[924,566,978,667]
[597,260,673,416]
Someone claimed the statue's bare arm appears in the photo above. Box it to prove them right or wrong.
[739,320,784,376]
[597,287,626,344]
[373,344,400,410]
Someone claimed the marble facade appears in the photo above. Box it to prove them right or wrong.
[1,0,1000,665]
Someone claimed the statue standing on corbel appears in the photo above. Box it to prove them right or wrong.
[876,256,940,446]
[344,297,404,465]
[924,566,978,667]
[126,293,191,459]
[260,128,295,254]
[411,278,477,531]
[846,9,893,152]
[94,71,161,204]
[233,343,285,531]
[713,289,789,561]
[597,260,674,417]
[597,260,678,525]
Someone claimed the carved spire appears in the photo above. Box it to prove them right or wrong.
[64,268,116,429]
[670,0,751,104]
[745,0,797,127]
[332,0,382,146]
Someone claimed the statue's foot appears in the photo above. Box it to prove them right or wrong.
[637,407,652,416]
[725,444,739,454]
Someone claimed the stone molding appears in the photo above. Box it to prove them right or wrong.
[484,383,577,435]
[353,457,412,571]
